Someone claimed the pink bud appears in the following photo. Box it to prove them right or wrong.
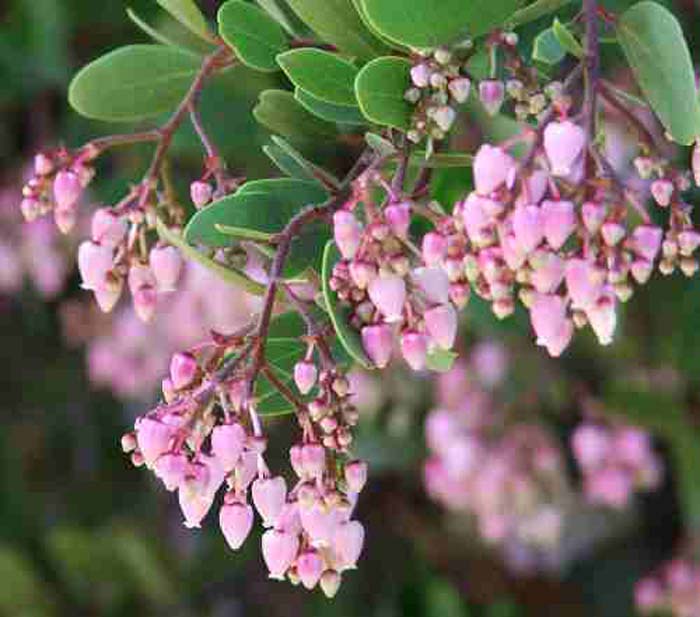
[92,210,127,249]
[678,230,700,256]
[424,304,458,350]
[422,232,447,266]
[368,275,406,322]
[34,153,53,176]
[294,361,317,395]
[572,424,610,469]
[693,140,700,186]
[565,258,603,310]
[586,294,616,346]
[262,529,299,579]
[614,427,652,467]
[400,331,428,370]
[478,80,505,116]
[77,241,114,291]
[219,501,254,550]
[297,550,325,589]
[582,201,606,234]
[530,294,572,357]
[190,181,213,208]
[20,197,41,222]
[531,252,565,294]
[154,452,188,491]
[384,202,411,237]
[150,245,183,292]
[361,324,393,368]
[630,225,662,262]
[332,521,364,570]
[54,207,77,234]
[586,467,632,508]
[300,443,326,478]
[601,221,626,247]
[512,204,544,254]
[410,63,431,88]
[344,460,368,493]
[128,263,158,322]
[630,259,653,284]
[412,267,449,305]
[333,211,362,259]
[348,260,376,289]
[300,500,337,547]
[541,200,576,250]
[179,485,215,528]
[473,145,514,195]
[634,579,664,612]
[543,120,586,177]
[448,77,471,103]
[650,179,673,207]
[136,417,174,467]
[233,451,258,492]
[320,570,342,598]
[433,106,456,131]
[53,169,82,211]
[252,476,287,527]
[169,352,197,390]
[93,280,123,313]
[211,423,246,471]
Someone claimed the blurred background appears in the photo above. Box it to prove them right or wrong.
[1,0,700,615]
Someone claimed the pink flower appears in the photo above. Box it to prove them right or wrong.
[384,202,411,237]
[410,63,431,88]
[169,352,198,390]
[211,423,247,471]
[512,204,544,254]
[368,275,406,322]
[361,324,393,368]
[294,360,317,395]
[543,120,586,177]
[448,77,471,103]
[344,460,368,493]
[190,180,213,208]
[300,443,326,478]
[219,501,254,550]
[262,529,299,580]
[630,225,662,262]
[650,179,673,207]
[530,251,565,294]
[150,245,183,292]
[332,521,364,570]
[297,550,325,589]
[77,241,113,291]
[424,304,458,350]
[91,209,127,247]
[582,201,606,233]
[333,211,362,259]
[128,263,158,322]
[252,476,287,527]
[565,258,603,310]
[135,417,174,467]
[412,267,449,306]
[53,169,82,211]
[693,139,700,186]
[473,145,514,195]
[478,80,505,116]
[422,232,447,266]
[541,200,576,250]
[571,424,610,469]
[529,294,572,357]
[400,331,428,371]
[586,293,616,346]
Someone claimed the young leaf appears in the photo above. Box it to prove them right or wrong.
[68,45,201,122]
[263,136,325,183]
[364,132,397,156]
[552,18,582,59]
[425,349,458,372]
[617,0,700,145]
[218,0,288,72]
[295,88,367,125]
[277,48,359,107]
[354,56,412,130]
[253,89,338,141]
[156,219,265,295]
[156,0,212,42]
[285,0,390,60]
[409,152,473,168]
[321,241,372,369]
[532,27,566,65]
[361,0,520,49]
[269,136,340,186]
[508,0,572,28]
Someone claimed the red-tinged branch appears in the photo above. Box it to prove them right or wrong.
[582,0,600,142]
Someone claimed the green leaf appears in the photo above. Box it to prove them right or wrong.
[256,0,309,37]
[68,45,201,122]
[410,152,473,168]
[295,88,367,125]
[214,224,275,242]
[365,131,397,156]
[361,0,520,48]
[286,0,390,60]
[508,0,573,28]
[264,138,322,182]
[552,18,583,58]
[156,0,212,41]
[354,56,412,130]
[425,348,459,372]
[532,27,566,65]
[350,0,407,51]
[126,7,205,55]
[255,338,305,415]
[253,89,338,141]
[218,0,288,72]
[277,48,358,106]
[321,241,372,369]
[617,0,700,145]
[156,218,265,295]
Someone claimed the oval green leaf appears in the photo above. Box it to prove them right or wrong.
[532,27,565,65]
[156,0,212,41]
[617,0,700,145]
[361,0,520,48]
[354,56,412,130]
[253,89,338,141]
[321,240,372,369]
[126,7,207,55]
[552,18,582,59]
[286,0,390,60]
[295,88,366,125]
[508,0,572,28]
[277,48,358,106]
[218,0,288,72]
[68,45,201,122]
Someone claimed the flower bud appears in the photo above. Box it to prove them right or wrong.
[344,460,368,493]
[368,275,406,322]
[136,417,174,467]
[586,294,616,346]
[384,202,411,237]
[53,169,82,211]
[219,501,254,550]
[297,550,324,589]
[513,204,544,254]
[422,232,448,267]
[333,211,362,259]
[478,80,504,116]
[448,77,471,103]
[190,180,213,208]
[410,63,431,88]
[400,331,428,370]
[473,145,514,195]
[294,360,317,395]
[541,200,575,250]
[128,263,158,322]
[262,529,299,580]
[332,521,364,570]
[565,258,603,310]
[320,570,342,598]
[582,201,606,234]
[433,106,456,132]
[252,476,287,527]
[361,324,393,368]
[150,245,183,292]
[91,209,127,247]
[650,179,673,207]
[630,225,662,262]
[530,294,573,357]
[543,120,586,177]
[34,153,53,176]
[424,304,458,350]
[693,139,700,186]
[601,221,626,247]
[77,241,113,291]
[53,207,77,234]
[412,267,449,305]
[169,352,197,390]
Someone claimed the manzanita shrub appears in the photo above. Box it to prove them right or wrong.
[18,0,700,600]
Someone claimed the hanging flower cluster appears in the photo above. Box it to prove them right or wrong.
[635,558,700,616]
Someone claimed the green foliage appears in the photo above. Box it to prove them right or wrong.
[508,0,573,27]
[533,19,581,64]
[552,17,583,58]
[263,135,334,183]
[218,0,288,72]
[68,44,201,122]
[361,0,519,49]
[321,241,373,368]
[285,0,390,59]
[256,338,304,415]
[354,56,412,129]
[253,89,339,141]
[617,0,700,145]
[126,8,207,55]
[156,0,212,42]
[425,349,459,373]
[0,544,56,617]
[277,48,359,107]
[295,88,367,125]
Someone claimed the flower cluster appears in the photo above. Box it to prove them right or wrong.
[635,558,700,616]
[571,421,662,509]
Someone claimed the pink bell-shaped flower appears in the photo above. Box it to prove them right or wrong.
[478,80,505,116]
[77,241,113,291]
[190,180,213,208]
[630,225,662,262]
[586,293,617,346]
[531,251,565,294]
[572,424,610,469]
[169,352,197,390]
[128,263,158,322]
[529,294,573,357]
[473,145,514,195]
[154,452,189,491]
[361,324,393,368]
[384,202,411,237]
[219,501,254,550]
[262,529,299,580]
[650,179,673,207]
[91,209,127,247]
[541,200,576,250]
[448,77,471,103]
[424,304,458,350]
[136,417,174,467]
[293,360,317,395]
[332,520,365,570]
[412,267,449,306]
[422,232,447,267]
[344,460,368,493]
[582,201,606,234]
[252,476,287,527]
[297,550,325,589]
[565,258,604,310]
[150,245,183,292]
[53,169,82,211]
[543,120,586,177]
[300,443,326,478]
[333,211,362,259]
[400,331,428,371]
[512,204,544,254]
[211,422,247,471]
